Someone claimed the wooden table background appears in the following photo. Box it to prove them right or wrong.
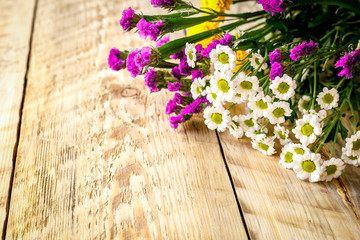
[0,0,360,239]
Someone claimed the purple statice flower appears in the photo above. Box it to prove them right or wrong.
[120,7,135,31]
[136,19,163,41]
[169,114,184,129]
[290,41,319,61]
[168,82,182,92]
[269,49,282,64]
[108,48,125,71]
[166,100,177,115]
[180,96,210,115]
[126,49,141,77]
[191,70,203,81]
[202,39,221,58]
[156,35,170,48]
[335,49,360,79]
[270,62,284,80]
[151,0,175,7]
[144,68,159,92]
[134,47,152,67]
[179,60,190,77]
[220,33,233,46]
[173,93,183,104]
[258,0,284,16]
[126,47,152,78]
[170,49,185,60]
[171,66,182,81]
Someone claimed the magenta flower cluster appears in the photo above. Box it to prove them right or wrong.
[137,19,163,41]
[335,49,360,79]
[151,0,175,7]
[258,0,284,16]
[120,7,135,31]
[144,68,159,92]
[108,48,125,71]
[290,41,319,61]
[269,49,284,80]
[156,35,170,48]
[202,33,233,58]
[126,47,152,77]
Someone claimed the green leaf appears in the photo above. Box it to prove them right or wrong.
[266,18,288,31]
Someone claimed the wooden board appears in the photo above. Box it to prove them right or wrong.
[218,119,360,239]
[0,0,36,236]
[5,0,247,238]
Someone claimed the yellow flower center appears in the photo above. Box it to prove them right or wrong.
[352,139,360,151]
[218,52,229,64]
[301,123,314,137]
[301,160,316,173]
[278,131,286,140]
[188,51,194,60]
[322,93,334,104]
[211,113,223,124]
[244,119,254,127]
[217,79,230,92]
[256,100,268,110]
[272,107,285,118]
[284,152,293,163]
[259,143,269,151]
[240,81,253,90]
[277,82,290,94]
[294,148,305,155]
[301,99,311,110]
[325,165,337,175]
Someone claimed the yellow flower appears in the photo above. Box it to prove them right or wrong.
[234,50,250,73]
[187,21,220,47]
[202,0,232,12]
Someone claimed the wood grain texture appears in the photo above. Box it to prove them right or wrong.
[0,0,36,236]
[218,125,360,239]
[5,0,247,238]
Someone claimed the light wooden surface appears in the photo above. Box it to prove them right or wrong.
[0,0,36,237]
[0,0,359,239]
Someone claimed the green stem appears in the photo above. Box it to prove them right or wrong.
[293,0,360,15]
[252,48,268,76]
[330,121,340,158]
[311,61,317,109]
[335,76,346,89]
[227,103,236,110]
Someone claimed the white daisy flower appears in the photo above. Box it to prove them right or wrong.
[292,114,322,145]
[210,71,233,102]
[344,131,360,157]
[228,116,244,138]
[316,87,339,110]
[308,109,327,127]
[251,134,276,155]
[270,74,297,100]
[238,113,260,133]
[320,158,345,181]
[204,105,231,132]
[248,92,274,118]
[205,86,223,106]
[298,95,311,114]
[274,124,291,145]
[185,42,197,68]
[341,148,360,166]
[279,143,309,169]
[249,50,268,70]
[264,101,292,124]
[230,72,260,101]
[209,45,236,72]
[293,152,323,182]
[245,127,268,139]
[190,77,206,99]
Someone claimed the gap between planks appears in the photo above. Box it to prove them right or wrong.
[215,130,251,240]
[2,0,39,239]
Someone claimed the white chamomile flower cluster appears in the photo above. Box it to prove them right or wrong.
[201,44,353,183]
[185,43,197,68]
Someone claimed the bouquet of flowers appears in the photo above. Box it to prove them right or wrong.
[107,0,360,182]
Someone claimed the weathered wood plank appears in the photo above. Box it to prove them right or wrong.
[0,0,36,236]
[219,125,360,239]
[5,0,247,238]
